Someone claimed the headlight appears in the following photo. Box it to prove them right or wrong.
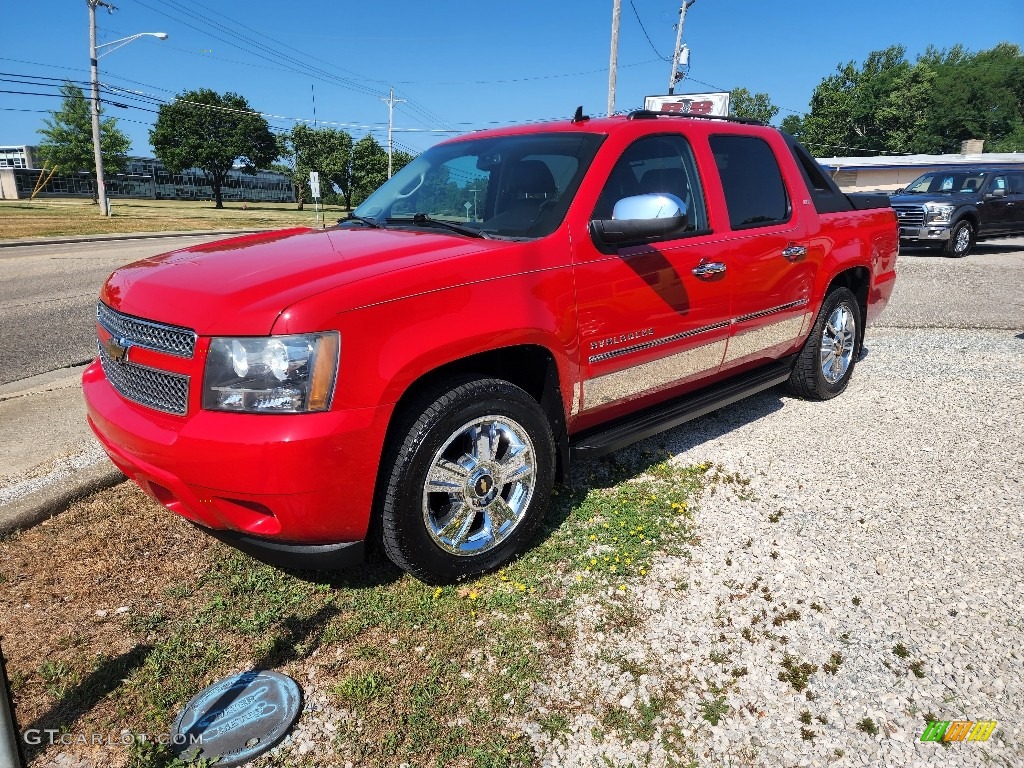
[924,203,955,223]
[203,332,340,413]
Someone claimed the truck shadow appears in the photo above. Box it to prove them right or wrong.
[900,242,1023,258]
[537,385,787,539]
[19,645,152,762]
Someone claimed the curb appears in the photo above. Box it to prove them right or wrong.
[0,462,126,538]
[0,229,269,249]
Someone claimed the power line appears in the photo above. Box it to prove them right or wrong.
[629,0,670,61]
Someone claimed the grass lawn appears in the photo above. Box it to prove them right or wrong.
[0,198,349,240]
[0,453,709,768]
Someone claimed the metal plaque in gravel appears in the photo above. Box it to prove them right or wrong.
[171,670,302,766]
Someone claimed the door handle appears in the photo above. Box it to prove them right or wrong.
[782,244,807,262]
[692,261,726,277]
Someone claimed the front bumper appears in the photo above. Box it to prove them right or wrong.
[899,224,951,242]
[83,360,393,569]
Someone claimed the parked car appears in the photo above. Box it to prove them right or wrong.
[890,168,1024,257]
[83,111,898,583]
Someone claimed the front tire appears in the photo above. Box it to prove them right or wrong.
[379,378,555,583]
[787,287,862,400]
[943,220,974,258]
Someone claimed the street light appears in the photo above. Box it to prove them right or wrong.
[98,31,168,58]
[88,0,167,216]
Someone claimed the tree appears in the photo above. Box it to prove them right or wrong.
[798,43,1024,157]
[729,88,779,124]
[289,125,355,210]
[780,114,805,137]
[150,89,278,208]
[36,82,131,196]
[351,135,389,207]
[918,43,1024,153]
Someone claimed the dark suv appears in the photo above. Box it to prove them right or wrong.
[890,168,1024,257]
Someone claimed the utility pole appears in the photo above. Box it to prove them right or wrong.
[380,88,406,178]
[607,0,621,116]
[88,0,116,216]
[668,0,696,95]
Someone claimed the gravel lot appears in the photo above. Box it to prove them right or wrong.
[520,243,1024,767]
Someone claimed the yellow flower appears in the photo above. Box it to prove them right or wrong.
[640,568,647,576]
[469,590,478,601]
[609,564,617,573]
[516,583,527,592]
[589,535,597,541]
[433,587,442,599]
[590,558,597,566]
[618,585,627,592]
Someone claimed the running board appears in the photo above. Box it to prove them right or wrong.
[570,358,794,459]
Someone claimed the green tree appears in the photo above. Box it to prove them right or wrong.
[36,82,131,195]
[780,114,805,137]
[729,88,779,124]
[351,135,389,207]
[799,43,1024,157]
[149,89,278,208]
[291,125,355,210]
[918,43,1024,153]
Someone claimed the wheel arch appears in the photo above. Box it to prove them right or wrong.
[825,266,870,345]
[368,344,570,546]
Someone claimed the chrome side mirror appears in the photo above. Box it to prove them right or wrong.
[590,193,689,247]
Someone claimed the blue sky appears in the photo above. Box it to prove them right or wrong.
[2,0,1021,158]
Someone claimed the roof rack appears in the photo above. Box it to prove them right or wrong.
[626,110,765,126]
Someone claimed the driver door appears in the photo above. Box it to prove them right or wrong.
[571,134,732,425]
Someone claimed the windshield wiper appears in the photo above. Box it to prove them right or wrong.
[389,213,491,239]
[340,214,385,229]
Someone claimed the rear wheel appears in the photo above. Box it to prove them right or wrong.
[787,287,861,400]
[379,378,555,583]
[943,219,974,258]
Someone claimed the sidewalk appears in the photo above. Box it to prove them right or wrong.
[0,364,123,537]
[0,228,271,536]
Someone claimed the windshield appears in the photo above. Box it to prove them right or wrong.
[904,171,988,194]
[350,132,603,239]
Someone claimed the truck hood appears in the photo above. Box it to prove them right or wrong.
[889,192,979,206]
[100,226,499,335]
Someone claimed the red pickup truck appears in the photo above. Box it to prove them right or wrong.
[83,111,897,583]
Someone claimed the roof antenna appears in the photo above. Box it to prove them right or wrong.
[571,105,590,123]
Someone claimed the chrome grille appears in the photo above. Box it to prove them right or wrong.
[98,341,190,415]
[892,204,925,228]
[96,302,197,358]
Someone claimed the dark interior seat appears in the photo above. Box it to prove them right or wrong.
[487,160,558,231]
[638,168,690,203]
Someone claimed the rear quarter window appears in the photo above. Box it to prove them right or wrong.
[709,135,790,230]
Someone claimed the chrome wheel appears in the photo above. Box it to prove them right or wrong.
[422,416,536,556]
[819,304,855,384]
[953,223,971,255]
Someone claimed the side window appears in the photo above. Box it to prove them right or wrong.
[592,134,708,234]
[710,135,790,230]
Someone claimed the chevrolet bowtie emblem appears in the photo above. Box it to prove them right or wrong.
[103,335,132,363]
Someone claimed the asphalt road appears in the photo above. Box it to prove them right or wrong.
[879,236,1024,330]
[0,234,226,386]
